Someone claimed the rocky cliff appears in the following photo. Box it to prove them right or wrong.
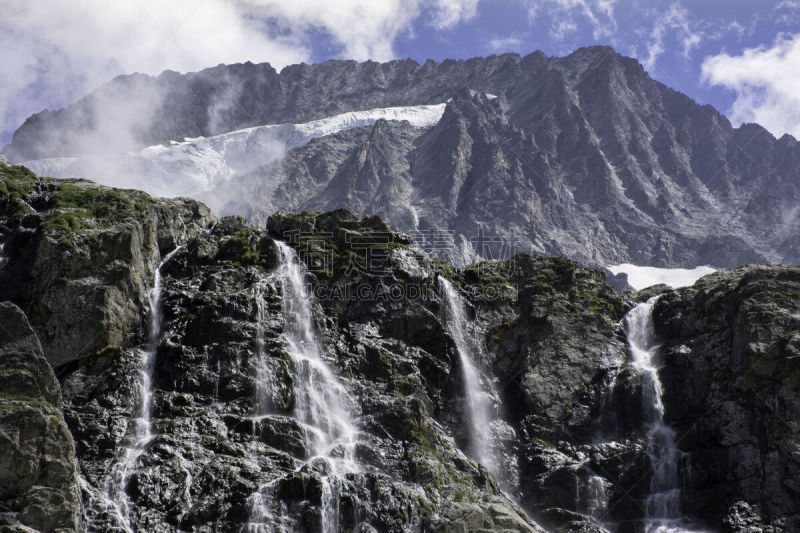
[7,47,800,269]
[0,163,798,532]
[0,163,214,367]
[0,301,81,532]
[656,267,800,531]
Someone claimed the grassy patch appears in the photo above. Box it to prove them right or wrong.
[295,231,409,283]
[527,268,557,285]
[226,228,262,267]
[0,163,38,218]
[431,256,458,284]
[38,180,154,244]
[0,392,54,409]
[80,345,122,369]
[463,261,518,303]
[413,495,436,519]
[578,290,623,317]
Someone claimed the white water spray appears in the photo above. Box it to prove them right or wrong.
[438,277,501,478]
[625,298,698,533]
[247,241,358,533]
[274,241,358,466]
[105,245,183,532]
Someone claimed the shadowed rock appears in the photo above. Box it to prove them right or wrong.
[0,301,81,532]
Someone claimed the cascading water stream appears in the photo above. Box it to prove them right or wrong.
[438,277,502,481]
[247,241,358,533]
[105,245,183,532]
[625,298,698,533]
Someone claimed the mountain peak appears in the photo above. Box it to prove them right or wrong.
[7,48,800,270]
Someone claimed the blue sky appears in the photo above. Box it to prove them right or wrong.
[392,0,799,122]
[2,0,799,150]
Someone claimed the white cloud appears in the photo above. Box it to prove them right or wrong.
[774,1,800,25]
[643,3,701,71]
[489,36,524,52]
[526,3,539,23]
[429,0,480,30]
[246,0,418,62]
[552,19,579,41]
[532,0,618,40]
[0,0,479,147]
[702,33,800,138]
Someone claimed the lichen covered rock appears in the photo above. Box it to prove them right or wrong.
[0,301,81,532]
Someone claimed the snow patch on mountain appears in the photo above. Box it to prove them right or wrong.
[607,263,718,290]
[469,89,497,99]
[23,104,446,211]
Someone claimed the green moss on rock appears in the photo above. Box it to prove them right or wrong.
[40,180,154,241]
[0,163,38,218]
[267,209,413,285]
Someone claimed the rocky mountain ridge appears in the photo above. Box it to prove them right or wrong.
[7,47,799,270]
[1,163,798,532]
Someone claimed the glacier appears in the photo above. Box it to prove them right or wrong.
[23,104,446,212]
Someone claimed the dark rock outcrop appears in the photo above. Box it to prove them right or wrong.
[0,301,82,532]
[656,266,800,531]
[2,165,799,532]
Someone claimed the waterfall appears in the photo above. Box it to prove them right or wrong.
[624,298,698,533]
[105,245,183,532]
[438,277,502,480]
[274,240,358,468]
[247,241,358,533]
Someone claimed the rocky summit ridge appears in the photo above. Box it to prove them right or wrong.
[0,162,798,532]
[5,47,800,270]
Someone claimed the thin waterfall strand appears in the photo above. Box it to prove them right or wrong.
[245,279,294,533]
[438,277,498,477]
[625,298,697,533]
[105,245,183,532]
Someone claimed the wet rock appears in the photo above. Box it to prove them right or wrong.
[656,266,800,531]
[3,167,797,532]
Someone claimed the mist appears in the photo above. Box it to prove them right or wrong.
[0,0,478,149]
[22,103,447,214]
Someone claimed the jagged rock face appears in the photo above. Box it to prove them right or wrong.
[0,167,630,532]
[2,165,800,533]
[64,211,544,532]
[0,301,82,532]
[4,56,524,161]
[8,47,800,269]
[655,267,800,531]
[0,164,215,367]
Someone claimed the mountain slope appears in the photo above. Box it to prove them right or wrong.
[6,47,800,270]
